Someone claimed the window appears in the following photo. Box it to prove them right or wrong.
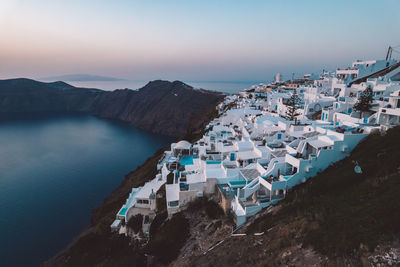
[168,200,179,207]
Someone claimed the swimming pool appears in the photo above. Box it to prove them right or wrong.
[117,188,140,217]
[206,161,221,164]
[118,207,128,216]
[180,156,197,166]
[228,180,248,187]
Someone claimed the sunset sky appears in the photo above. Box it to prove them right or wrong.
[1,0,400,82]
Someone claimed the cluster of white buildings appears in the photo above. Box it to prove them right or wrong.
[111,57,400,232]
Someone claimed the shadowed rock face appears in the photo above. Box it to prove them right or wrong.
[0,78,225,137]
[0,78,100,113]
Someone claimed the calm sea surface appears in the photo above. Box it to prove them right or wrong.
[0,114,172,266]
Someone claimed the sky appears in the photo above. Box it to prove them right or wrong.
[1,0,400,82]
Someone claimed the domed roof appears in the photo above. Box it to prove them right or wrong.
[174,140,191,150]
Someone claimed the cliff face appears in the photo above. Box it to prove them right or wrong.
[42,82,223,267]
[0,78,224,137]
[0,78,100,113]
[91,80,224,137]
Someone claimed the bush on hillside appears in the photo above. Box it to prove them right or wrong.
[155,184,166,212]
[149,211,168,237]
[67,232,145,266]
[127,214,143,234]
[186,197,224,219]
[145,213,190,264]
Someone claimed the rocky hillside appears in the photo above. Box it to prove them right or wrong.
[91,80,224,137]
[43,105,400,266]
[0,78,224,137]
[46,128,400,267]
[42,84,223,267]
[0,78,100,113]
[178,127,400,267]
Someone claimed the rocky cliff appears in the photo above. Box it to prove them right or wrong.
[90,80,224,137]
[42,81,223,267]
[0,78,224,137]
[49,127,399,267]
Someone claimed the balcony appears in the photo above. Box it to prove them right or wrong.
[285,153,300,168]
[380,108,400,116]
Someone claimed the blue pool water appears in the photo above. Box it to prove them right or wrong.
[0,113,173,266]
[119,208,128,216]
[118,189,140,216]
[206,161,221,164]
[180,156,197,166]
[229,180,248,187]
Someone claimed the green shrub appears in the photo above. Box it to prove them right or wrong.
[145,213,190,264]
[155,185,166,213]
[67,232,145,267]
[204,200,224,219]
[186,197,223,219]
[149,211,168,237]
[127,214,143,234]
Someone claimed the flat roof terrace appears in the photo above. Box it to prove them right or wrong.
[240,168,261,180]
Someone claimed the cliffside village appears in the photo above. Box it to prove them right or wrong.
[111,57,400,235]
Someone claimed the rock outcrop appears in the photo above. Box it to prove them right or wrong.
[0,78,224,137]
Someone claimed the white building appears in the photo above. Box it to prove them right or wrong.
[275,73,282,83]
[113,56,400,232]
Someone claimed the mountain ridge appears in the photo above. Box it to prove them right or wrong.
[0,78,224,137]
[39,74,126,82]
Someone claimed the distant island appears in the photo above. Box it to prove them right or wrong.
[39,74,126,82]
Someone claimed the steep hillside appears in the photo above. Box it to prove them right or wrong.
[43,96,222,267]
[0,78,100,113]
[48,128,400,267]
[179,127,400,266]
[91,80,223,137]
[0,78,224,137]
